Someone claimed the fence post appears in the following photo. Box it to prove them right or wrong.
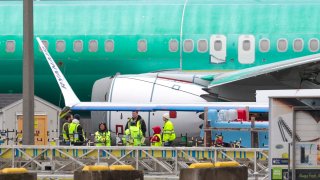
[97,149,100,165]
[11,146,15,168]
[174,149,178,175]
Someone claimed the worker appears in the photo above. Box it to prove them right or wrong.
[69,114,85,146]
[125,121,143,146]
[162,113,176,146]
[125,111,147,137]
[214,134,224,147]
[61,113,73,145]
[94,122,111,146]
[150,126,162,147]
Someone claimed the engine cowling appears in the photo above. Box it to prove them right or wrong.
[91,73,209,137]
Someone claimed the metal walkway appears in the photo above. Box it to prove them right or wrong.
[0,145,269,179]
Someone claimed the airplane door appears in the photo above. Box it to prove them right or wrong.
[238,35,255,64]
[210,35,226,63]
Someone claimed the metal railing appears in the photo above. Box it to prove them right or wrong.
[0,145,268,178]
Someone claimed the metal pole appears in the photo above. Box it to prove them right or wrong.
[204,107,208,147]
[254,150,257,178]
[97,149,100,164]
[22,0,34,145]
[292,110,297,180]
[135,150,139,169]
[11,147,15,168]
[174,149,178,175]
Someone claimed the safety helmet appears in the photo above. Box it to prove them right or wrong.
[162,113,170,120]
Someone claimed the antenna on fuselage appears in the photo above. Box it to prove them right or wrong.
[36,37,80,107]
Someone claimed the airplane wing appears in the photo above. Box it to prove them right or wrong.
[36,37,268,112]
[207,53,320,88]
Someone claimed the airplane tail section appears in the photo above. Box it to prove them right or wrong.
[36,37,80,107]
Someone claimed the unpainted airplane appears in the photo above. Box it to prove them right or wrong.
[2,1,320,140]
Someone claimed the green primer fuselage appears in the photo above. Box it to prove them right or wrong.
[0,0,320,106]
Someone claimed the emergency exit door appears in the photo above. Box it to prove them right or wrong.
[17,115,48,145]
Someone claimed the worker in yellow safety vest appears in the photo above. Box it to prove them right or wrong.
[125,111,147,137]
[62,113,73,145]
[162,113,176,146]
[125,121,143,146]
[69,114,85,146]
[95,122,111,146]
[150,126,162,147]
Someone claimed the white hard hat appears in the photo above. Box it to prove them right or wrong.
[162,113,170,120]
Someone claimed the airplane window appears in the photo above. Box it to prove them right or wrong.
[5,40,15,53]
[73,40,83,53]
[214,40,222,51]
[138,39,147,52]
[309,38,319,52]
[197,39,208,52]
[183,39,194,52]
[39,40,48,52]
[105,40,114,52]
[259,39,270,52]
[293,38,303,52]
[277,39,288,52]
[243,40,251,51]
[169,39,178,52]
[56,40,66,53]
[89,40,98,52]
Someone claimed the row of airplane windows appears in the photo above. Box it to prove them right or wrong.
[3,37,320,53]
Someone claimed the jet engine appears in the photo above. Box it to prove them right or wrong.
[91,73,210,137]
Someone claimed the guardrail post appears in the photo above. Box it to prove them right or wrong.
[214,149,217,163]
[174,149,178,175]
[135,149,139,170]
[97,149,100,165]
[254,150,257,177]
[11,146,15,168]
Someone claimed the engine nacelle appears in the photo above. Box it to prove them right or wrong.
[91,73,209,137]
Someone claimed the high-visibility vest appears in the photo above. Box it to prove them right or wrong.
[151,134,162,147]
[162,120,176,142]
[95,131,111,146]
[62,122,70,141]
[125,126,142,146]
[69,122,84,143]
[127,118,141,130]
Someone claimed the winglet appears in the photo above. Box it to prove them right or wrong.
[36,37,80,107]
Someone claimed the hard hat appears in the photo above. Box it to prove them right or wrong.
[162,113,169,120]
